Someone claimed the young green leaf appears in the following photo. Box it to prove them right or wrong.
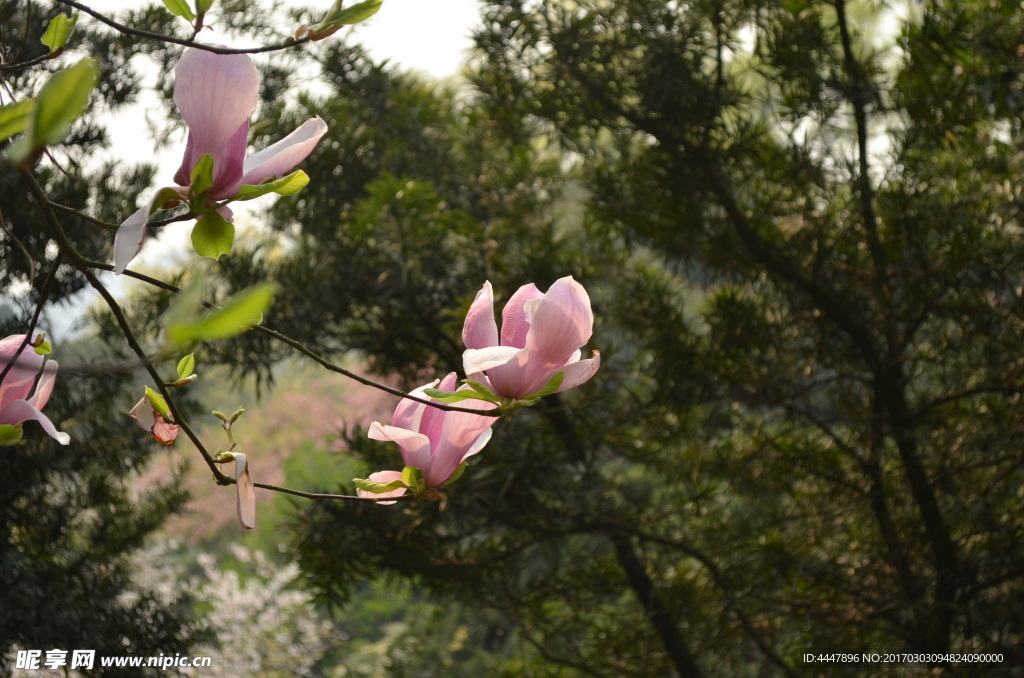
[401,466,426,493]
[353,477,409,494]
[0,100,35,143]
[32,340,52,356]
[422,388,500,404]
[194,0,215,14]
[144,386,173,421]
[8,58,98,162]
[524,370,565,400]
[176,353,196,380]
[190,211,234,260]
[441,461,468,487]
[166,283,277,347]
[0,424,25,447]
[189,153,215,198]
[235,170,310,200]
[40,14,76,54]
[161,0,195,20]
[305,0,382,39]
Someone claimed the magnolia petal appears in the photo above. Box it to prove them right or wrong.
[524,276,594,366]
[463,281,499,350]
[428,400,494,488]
[233,453,256,530]
[392,379,438,431]
[463,346,523,375]
[0,400,69,445]
[26,360,58,411]
[241,117,328,186]
[462,427,493,462]
[357,470,407,505]
[418,373,457,447]
[553,350,601,393]
[173,49,259,161]
[151,414,181,445]
[500,283,543,349]
[128,396,156,431]
[368,422,432,472]
[112,203,151,274]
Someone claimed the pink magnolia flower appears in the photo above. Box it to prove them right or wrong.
[0,335,70,445]
[462,276,600,400]
[113,47,328,273]
[128,396,180,445]
[358,373,495,503]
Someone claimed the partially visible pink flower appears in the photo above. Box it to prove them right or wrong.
[231,452,256,530]
[113,47,328,273]
[0,335,70,445]
[358,373,495,502]
[462,277,600,400]
[129,396,180,445]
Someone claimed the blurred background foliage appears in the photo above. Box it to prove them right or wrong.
[3,0,1024,676]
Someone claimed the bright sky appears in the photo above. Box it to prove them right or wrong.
[85,0,481,78]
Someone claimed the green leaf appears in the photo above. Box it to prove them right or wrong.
[0,100,35,143]
[525,370,565,400]
[462,378,500,400]
[144,386,173,421]
[401,466,426,493]
[0,424,25,447]
[40,14,76,54]
[441,461,468,487]
[194,0,215,14]
[422,388,500,404]
[235,170,310,200]
[190,211,234,260]
[33,340,52,356]
[353,477,409,494]
[166,283,277,347]
[8,58,98,162]
[189,153,215,199]
[176,353,196,379]
[308,0,382,39]
[31,57,98,147]
[161,0,195,20]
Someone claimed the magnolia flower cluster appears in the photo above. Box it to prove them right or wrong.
[358,276,599,501]
[113,47,327,273]
[0,335,69,445]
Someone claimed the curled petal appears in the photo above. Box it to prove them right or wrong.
[0,400,69,445]
[241,117,328,186]
[151,416,180,445]
[356,470,408,505]
[27,360,59,411]
[368,422,432,472]
[553,350,601,394]
[129,396,156,431]
[112,204,151,274]
[233,453,256,530]
[463,281,499,350]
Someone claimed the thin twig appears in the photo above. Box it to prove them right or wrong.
[55,0,312,54]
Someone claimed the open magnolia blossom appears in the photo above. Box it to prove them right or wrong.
[358,373,495,504]
[462,276,600,400]
[0,335,70,445]
[129,394,180,445]
[113,47,328,273]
